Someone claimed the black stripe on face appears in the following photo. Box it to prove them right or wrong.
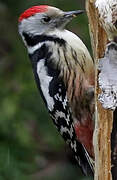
[29,43,52,62]
[23,32,66,47]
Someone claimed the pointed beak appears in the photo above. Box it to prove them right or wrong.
[55,10,84,29]
[63,10,84,18]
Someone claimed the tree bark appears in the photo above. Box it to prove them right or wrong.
[86,1,113,180]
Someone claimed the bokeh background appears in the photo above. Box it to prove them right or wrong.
[0,0,93,179]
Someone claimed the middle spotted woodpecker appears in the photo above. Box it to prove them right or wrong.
[18,5,95,175]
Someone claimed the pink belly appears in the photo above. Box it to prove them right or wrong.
[74,120,94,158]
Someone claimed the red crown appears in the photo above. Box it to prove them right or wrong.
[18,5,48,22]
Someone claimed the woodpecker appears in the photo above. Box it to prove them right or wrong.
[18,5,95,175]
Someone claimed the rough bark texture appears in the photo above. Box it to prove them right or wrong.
[98,42,117,110]
[111,109,117,180]
[86,1,113,180]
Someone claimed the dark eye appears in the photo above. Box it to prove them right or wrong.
[43,16,51,23]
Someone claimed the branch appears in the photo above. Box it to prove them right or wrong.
[86,1,113,180]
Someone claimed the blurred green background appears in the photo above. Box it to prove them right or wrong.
[0,0,93,179]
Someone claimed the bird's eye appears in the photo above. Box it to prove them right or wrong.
[43,16,51,23]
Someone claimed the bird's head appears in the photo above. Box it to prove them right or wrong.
[18,5,84,36]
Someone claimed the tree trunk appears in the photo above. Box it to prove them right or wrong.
[86,1,113,180]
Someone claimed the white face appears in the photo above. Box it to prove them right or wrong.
[18,6,84,47]
[18,7,68,36]
[18,6,82,38]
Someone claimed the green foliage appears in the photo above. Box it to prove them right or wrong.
[0,0,92,179]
